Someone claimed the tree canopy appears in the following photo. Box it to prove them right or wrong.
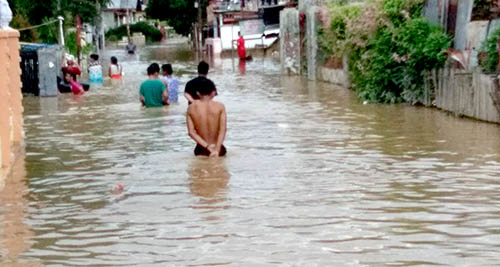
[8,0,111,42]
[146,0,199,36]
[8,0,111,24]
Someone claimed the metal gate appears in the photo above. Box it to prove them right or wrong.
[20,50,39,96]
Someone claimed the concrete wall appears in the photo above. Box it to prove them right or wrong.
[0,29,24,182]
[454,0,473,50]
[298,0,323,13]
[434,68,500,123]
[317,66,350,87]
[306,6,320,80]
[423,0,449,28]
[280,8,301,75]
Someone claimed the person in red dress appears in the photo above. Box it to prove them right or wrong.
[237,31,246,60]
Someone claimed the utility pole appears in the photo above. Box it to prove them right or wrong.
[58,16,65,46]
[198,0,202,53]
[126,0,131,41]
[95,0,102,53]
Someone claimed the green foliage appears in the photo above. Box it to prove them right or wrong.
[10,14,38,42]
[37,17,59,44]
[319,0,451,104]
[65,32,78,55]
[349,17,450,104]
[146,0,198,36]
[65,31,94,56]
[8,0,112,25]
[318,4,361,59]
[105,22,163,43]
[479,27,500,73]
[472,0,500,20]
[382,0,426,25]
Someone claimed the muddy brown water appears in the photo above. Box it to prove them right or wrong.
[1,46,500,266]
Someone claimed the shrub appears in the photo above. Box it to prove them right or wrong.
[106,22,162,43]
[318,0,450,104]
[349,17,450,104]
[479,27,500,73]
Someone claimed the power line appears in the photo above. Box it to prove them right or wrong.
[17,19,60,32]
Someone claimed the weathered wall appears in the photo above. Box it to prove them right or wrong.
[434,68,500,123]
[454,0,473,50]
[423,0,449,29]
[298,0,323,13]
[0,29,23,182]
[306,6,320,80]
[280,8,301,75]
[317,67,350,88]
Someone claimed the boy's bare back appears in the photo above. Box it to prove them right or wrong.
[187,99,227,156]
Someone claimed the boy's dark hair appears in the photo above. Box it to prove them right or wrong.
[162,64,173,75]
[197,78,216,96]
[111,56,118,64]
[197,61,209,75]
[147,63,160,75]
[90,54,99,61]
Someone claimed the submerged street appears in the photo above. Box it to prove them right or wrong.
[1,45,500,266]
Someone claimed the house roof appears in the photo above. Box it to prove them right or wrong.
[106,0,142,10]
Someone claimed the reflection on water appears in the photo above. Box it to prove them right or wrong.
[189,158,230,201]
[0,152,39,266]
[1,45,500,265]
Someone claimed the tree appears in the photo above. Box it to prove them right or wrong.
[8,0,112,43]
[146,0,199,36]
[8,0,112,25]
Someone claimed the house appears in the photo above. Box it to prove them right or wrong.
[102,0,148,32]
[212,0,288,50]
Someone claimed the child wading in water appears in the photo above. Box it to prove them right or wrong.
[161,64,179,103]
[186,78,227,157]
[65,72,85,95]
[109,56,123,79]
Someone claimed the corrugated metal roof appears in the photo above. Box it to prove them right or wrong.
[21,43,59,51]
[107,0,137,10]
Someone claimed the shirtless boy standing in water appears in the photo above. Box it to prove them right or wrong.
[187,79,227,157]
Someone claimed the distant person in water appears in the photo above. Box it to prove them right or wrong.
[65,72,85,95]
[140,63,168,108]
[237,31,246,60]
[184,61,217,104]
[126,40,136,55]
[109,56,123,79]
[187,78,226,157]
[88,54,103,84]
[161,64,179,103]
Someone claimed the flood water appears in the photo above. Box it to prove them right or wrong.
[2,45,500,266]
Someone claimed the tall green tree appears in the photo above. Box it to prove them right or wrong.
[146,0,199,36]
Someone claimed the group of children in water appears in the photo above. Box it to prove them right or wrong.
[139,61,227,157]
[63,55,226,157]
[61,54,124,95]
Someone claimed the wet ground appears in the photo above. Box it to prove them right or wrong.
[1,45,500,266]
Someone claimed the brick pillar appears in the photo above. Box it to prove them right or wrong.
[0,30,13,170]
[7,30,22,148]
[0,28,22,180]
